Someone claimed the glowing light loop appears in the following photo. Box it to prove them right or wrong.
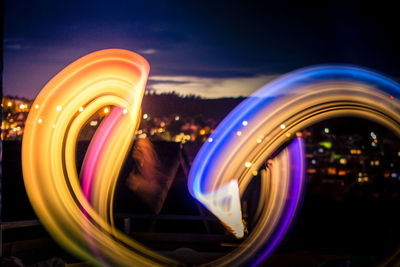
[22,49,180,266]
[188,64,400,266]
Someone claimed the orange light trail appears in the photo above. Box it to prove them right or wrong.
[22,49,180,266]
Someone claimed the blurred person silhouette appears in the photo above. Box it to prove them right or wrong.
[126,137,169,214]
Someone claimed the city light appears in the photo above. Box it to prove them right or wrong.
[328,167,337,175]
[319,141,332,149]
[307,169,317,174]
[350,149,362,155]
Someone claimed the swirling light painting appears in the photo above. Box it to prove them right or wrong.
[22,49,400,266]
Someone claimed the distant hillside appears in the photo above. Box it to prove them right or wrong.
[5,93,246,121]
[141,94,245,121]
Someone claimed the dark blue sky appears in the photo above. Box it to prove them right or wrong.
[4,0,400,98]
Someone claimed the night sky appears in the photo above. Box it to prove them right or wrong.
[4,0,400,99]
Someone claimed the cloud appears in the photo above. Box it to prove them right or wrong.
[147,74,279,98]
[4,38,29,50]
[139,49,157,55]
[5,44,23,50]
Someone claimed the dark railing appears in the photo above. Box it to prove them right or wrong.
[0,220,41,257]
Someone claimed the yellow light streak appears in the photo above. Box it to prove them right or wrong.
[22,49,180,266]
